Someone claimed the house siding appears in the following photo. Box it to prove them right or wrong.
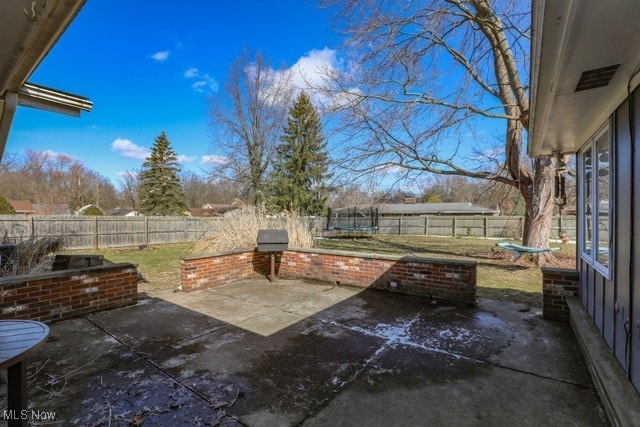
[632,90,640,390]
[577,90,640,391]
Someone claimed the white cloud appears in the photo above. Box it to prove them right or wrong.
[184,67,218,93]
[151,50,170,61]
[176,154,196,164]
[111,138,150,160]
[288,47,340,89]
[374,163,406,176]
[116,171,138,178]
[42,149,77,160]
[257,47,357,109]
[184,67,199,78]
[201,155,228,165]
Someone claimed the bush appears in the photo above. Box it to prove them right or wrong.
[82,205,103,216]
[0,195,15,214]
[0,234,64,276]
[192,205,314,254]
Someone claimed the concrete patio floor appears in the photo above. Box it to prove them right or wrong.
[4,279,608,426]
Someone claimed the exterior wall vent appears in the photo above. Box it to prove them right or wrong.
[575,64,621,92]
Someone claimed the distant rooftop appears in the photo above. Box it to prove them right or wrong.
[9,199,35,214]
[333,202,500,216]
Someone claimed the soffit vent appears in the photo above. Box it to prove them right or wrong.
[575,64,621,92]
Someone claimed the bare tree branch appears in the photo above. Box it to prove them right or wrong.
[320,0,559,254]
[207,50,293,204]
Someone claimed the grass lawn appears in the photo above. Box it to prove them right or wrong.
[64,235,576,307]
[315,235,576,307]
[64,242,194,293]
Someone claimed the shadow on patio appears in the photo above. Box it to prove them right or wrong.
[5,279,608,426]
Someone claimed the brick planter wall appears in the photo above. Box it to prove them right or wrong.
[181,248,270,292]
[0,263,138,323]
[542,267,579,322]
[181,247,477,307]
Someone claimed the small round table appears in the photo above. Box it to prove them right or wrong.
[0,320,49,427]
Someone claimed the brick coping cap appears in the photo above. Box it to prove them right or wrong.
[182,246,476,267]
[0,262,137,286]
[541,267,579,275]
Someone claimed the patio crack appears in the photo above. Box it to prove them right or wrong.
[298,307,430,425]
[483,362,594,389]
[297,305,594,425]
[83,316,249,426]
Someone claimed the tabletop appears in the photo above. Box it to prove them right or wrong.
[0,320,49,370]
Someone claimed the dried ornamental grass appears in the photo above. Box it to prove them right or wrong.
[192,205,314,254]
[0,234,64,276]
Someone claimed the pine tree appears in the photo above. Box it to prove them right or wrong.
[269,92,332,215]
[0,194,15,214]
[138,131,186,216]
[82,205,103,216]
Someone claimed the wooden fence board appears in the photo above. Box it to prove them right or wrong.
[0,214,577,249]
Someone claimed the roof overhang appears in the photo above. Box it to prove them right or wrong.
[17,82,92,117]
[528,0,640,156]
[0,0,91,161]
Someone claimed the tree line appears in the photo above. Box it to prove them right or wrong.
[4,0,570,253]
[134,91,332,216]
[0,149,237,214]
[0,90,333,216]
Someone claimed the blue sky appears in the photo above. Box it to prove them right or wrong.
[8,1,339,184]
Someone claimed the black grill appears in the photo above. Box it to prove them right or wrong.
[257,230,289,252]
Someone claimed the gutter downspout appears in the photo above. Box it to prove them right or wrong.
[0,92,18,163]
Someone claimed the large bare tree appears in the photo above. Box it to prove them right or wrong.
[325,0,559,256]
[208,50,293,205]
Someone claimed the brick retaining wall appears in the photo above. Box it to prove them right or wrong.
[181,247,477,307]
[181,248,269,292]
[0,263,138,323]
[542,267,579,322]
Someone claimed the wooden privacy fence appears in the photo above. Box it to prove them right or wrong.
[0,215,214,249]
[0,214,577,249]
[374,215,576,239]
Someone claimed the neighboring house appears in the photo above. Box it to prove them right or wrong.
[333,202,500,217]
[106,207,137,217]
[529,0,640,398]
[188,208,223,217]
[32,204,71,216]
[200,204,237,215]
[0,1,92,162]
[8,200,35,215]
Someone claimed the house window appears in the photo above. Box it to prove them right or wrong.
[579,121,612,278]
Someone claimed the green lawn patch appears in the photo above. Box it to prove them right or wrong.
[63,242,194,292]
[63,236,576,307]
[315,235,576,307]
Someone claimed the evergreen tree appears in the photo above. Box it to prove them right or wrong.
[269,92,332,215]
[81,205,103,216]
[0,194,15,214]
[138,131,186,215]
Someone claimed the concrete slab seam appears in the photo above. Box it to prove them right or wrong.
[81,315,248,426]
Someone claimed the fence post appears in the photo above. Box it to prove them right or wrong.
[519,217,524,239]
[424,216,428,236]
[559,216,563,235]
[184,217,189,242]
[144,217,149,245]
[484,217,488,238]
[29,216,34,237]
[399,217,403,235]
[93,217,99,249]
[453,217,457,237]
